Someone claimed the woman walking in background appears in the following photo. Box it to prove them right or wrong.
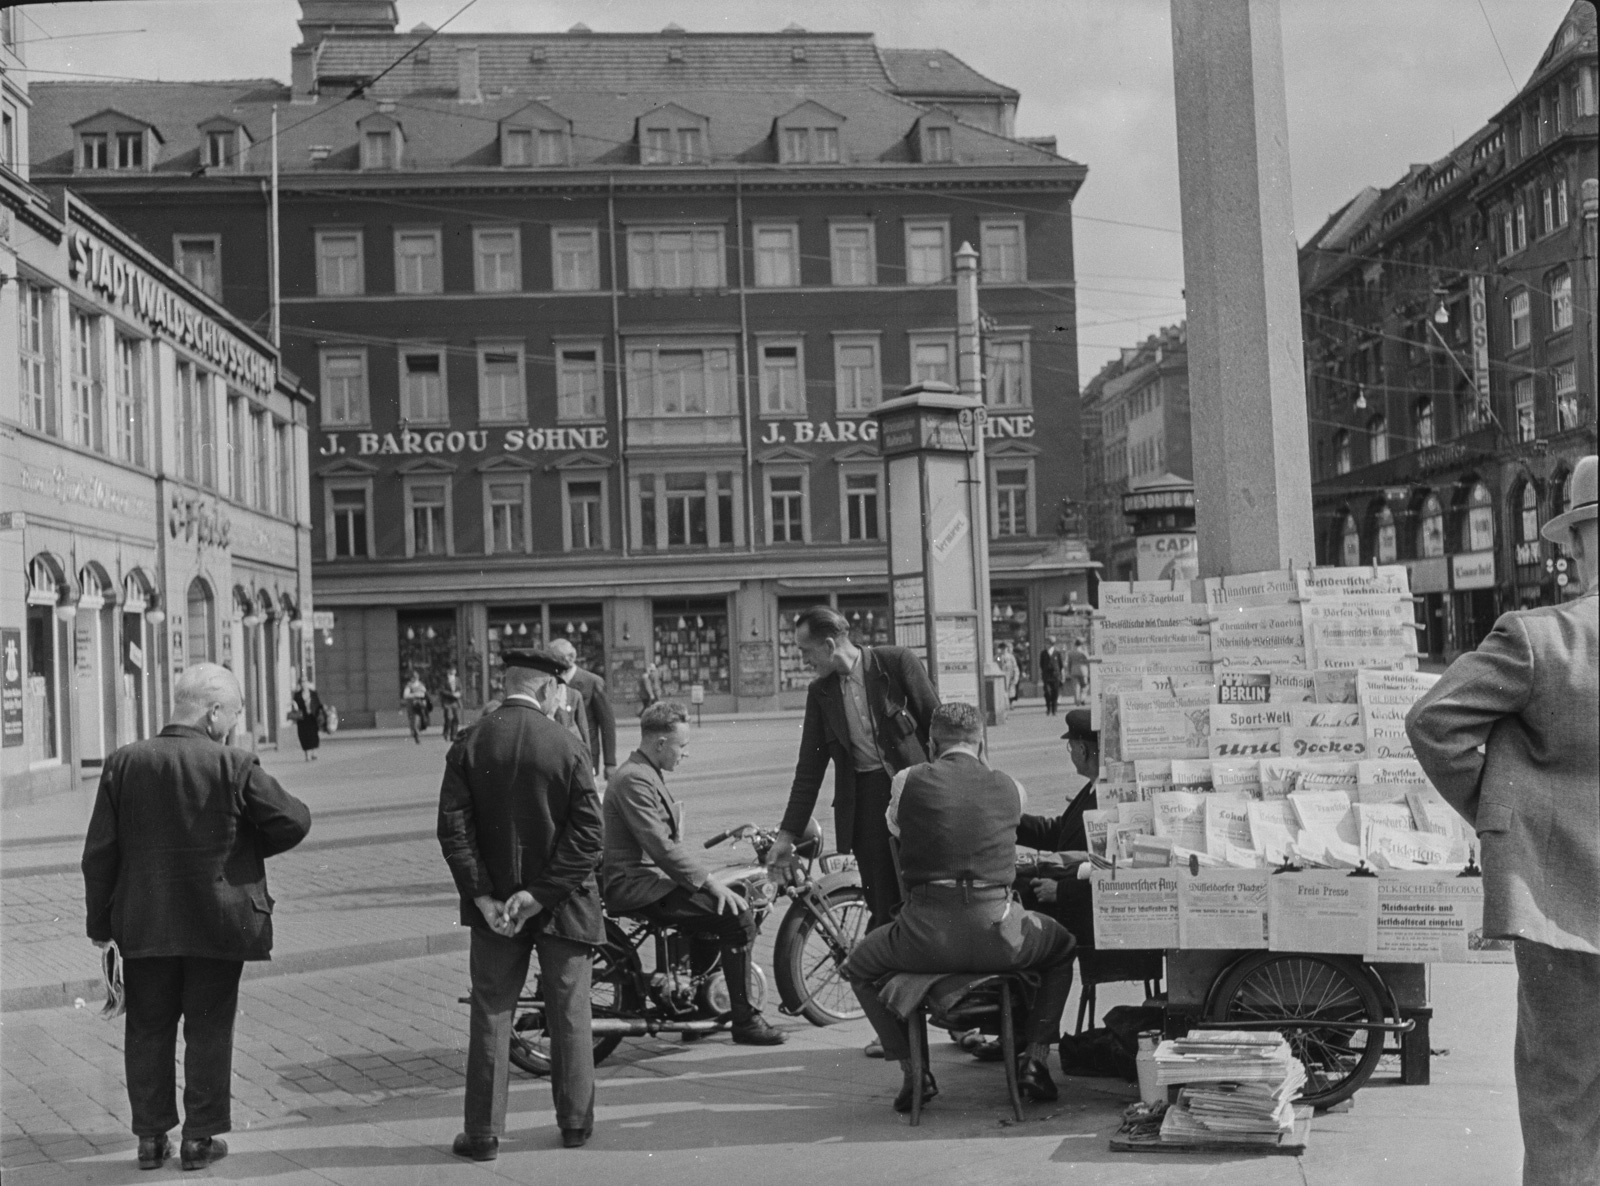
[997,642,1021,705]
[290,678,326,761]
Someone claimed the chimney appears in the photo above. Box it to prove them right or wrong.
[291,43,320,103]
[457,46,480,103]
[296,0,398,47]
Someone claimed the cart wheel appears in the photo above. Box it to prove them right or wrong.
[1203,952,1386,1109]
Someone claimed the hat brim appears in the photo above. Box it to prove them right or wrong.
[1541,502,1597,543]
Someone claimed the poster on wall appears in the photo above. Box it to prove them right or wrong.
[1,628,23,748]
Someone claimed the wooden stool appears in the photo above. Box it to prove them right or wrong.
[895,972,1026,1125]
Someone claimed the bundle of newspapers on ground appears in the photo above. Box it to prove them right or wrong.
[1155,1031,1307,1144]
[1087,565,1472,872]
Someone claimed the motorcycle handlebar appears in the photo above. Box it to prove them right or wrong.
[703,830,732,849]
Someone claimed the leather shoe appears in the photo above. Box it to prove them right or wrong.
[893,1069,938,1113]
[731,1014,787,1046]
[560,1126,592,1148]
[451,1132,499,1162]
[1017,1055,1058,1102]
[864,1037,885,1058]
[136,1134,169,1170]
[179,1137,227,1171]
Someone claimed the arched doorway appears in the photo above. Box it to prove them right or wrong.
[186,578,216,665]
[259,589,280,745]
[25,555,68,764]
[75,564,117,772]
[121,570,157,742]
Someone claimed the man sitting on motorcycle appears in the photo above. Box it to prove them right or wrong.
[601,701,787,1046]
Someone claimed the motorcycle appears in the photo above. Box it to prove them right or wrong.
[506,820,868,1075]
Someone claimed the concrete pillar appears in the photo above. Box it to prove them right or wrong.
[1170,0,1315,578]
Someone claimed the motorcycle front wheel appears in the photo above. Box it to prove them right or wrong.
[510,921,643,1075]
[774,885,869,1026]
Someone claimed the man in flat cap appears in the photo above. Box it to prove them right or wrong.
[438,647,605,1160]
[1407,454,1599,1186]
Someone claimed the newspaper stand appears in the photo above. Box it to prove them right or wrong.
[1084,565,1503,1114]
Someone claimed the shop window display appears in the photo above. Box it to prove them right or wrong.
[990,589,1032,682]
[549,604,605,675]
[397,610,456,702]
[487,608,543,702]
[652,599,730,696]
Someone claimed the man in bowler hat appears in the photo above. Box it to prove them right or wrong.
[438,646,605,1160]
[1407,454,1599,1186]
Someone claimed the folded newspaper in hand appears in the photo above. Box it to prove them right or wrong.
[101,941,125,1019]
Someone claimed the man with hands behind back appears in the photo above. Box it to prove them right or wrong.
[437,647,605,1160]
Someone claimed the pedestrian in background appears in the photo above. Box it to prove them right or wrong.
[551,638,618,780]
[290,677,325,761]
[438,647,605,1160]
[82,663,312,1172]
[1406,454,1599,1186]
[638,661,663,713]
[1039,637,1064,716]
[440,665,463,741]
[402,670,429,744]
[1065,639,1091,706]
[996,642,1021,705]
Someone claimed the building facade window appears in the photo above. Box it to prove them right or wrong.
[626,343,734,417]
[205,129,234,169]
[406,481,451,557]
[1375,505,1398,563]
[327,484,371,559]
[362,129,395,169]
[758,338,805,415]
[486,479,528,554]
[765,470,808,544]
[1541,186,1555,235]
[174,236,221,298]
[276,422,295,519]
[563,478,606,551]
[985,338,1028,407]
[394,228,443,294]
[116,132,144,170]
[753,224,800,288]
[1464,482,1494,553]
[1509,290,1531,348]
[1367,414,1388,464]
[474,227,521,293]
[642,126,705,165]
[1514,377,1537,442]
[400,349,448,423]
[1554,361,1579,430]
[227,396,246,501]
[1549,272,1572,331]
[477,343,525,422]
[18,282,54,434]
[176,362,216,487]
[842,470,881,541]
[552,227,600,291]
[186,578,215,664]
[628,227,724,290]
[80,133,109,170]
[114,335,147,466]
[1415,397,1435,448]
[1340,513,1361,566]
[550,343,601,421]
[1418,493,1445,558]
[1519,481,1540,547]
[315,230,364,296]
[979,220,1025,283]
[252,409,273,511]
[1334,429,1352,475]
[633,470,740,550]
[781,124,840,163]
[904,221,949,285]
[834,334,883,414]
[830,221,874,286]
[909,332,955,386]
[68,308,106,453]
[1,105,16,170]
[923,125,953,163]
[1514,203,1527,252]
[1556,177,1569,225]
[992,465,1031,537]
[320,349,369,426]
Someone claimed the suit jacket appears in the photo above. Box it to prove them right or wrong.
[82,725,311,961]
[781,645,939,853]
[1016,781,1098,944]
[1406,593,1599,954]
[566,667,618,771]
[437,699,605,945]
[601,751,707,913]
[1039,648,1065,686]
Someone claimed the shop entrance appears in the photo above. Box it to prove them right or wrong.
[397,609,457,706]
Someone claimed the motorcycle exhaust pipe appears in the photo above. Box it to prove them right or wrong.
[588,1017,725,1036]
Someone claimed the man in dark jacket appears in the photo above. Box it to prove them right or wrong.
[550,637,617,779]
[82,663,311,1173]
[437,647,605,1161]
[768,605,939,934]
[1039,638,1065,716]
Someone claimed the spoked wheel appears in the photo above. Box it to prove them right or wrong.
[1203,952,1386,1109]
[510,920,642,1076]
[774,885,869,1026]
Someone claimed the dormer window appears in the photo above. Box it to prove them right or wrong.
[363,129,394,168]
[775,101,844,165]
[198,118,250,173]
[924,126,952,163]
[73,110,161,173]
[500,103,572,168]
[638,104,710,166]
[116,132,144,169]
[206,131,231,168]
[81,133,109,170]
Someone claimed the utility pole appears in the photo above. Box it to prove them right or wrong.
[270,105,281,350]
[955,242,997,717]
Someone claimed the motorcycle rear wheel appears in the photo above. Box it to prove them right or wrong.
[774,885,869,1026]
[510,921,642,1076]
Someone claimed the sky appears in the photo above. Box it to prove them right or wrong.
[9,0,1577,377]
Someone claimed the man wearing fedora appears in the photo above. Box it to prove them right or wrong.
[438,647,605,1160]
[1407,454,1599,1186]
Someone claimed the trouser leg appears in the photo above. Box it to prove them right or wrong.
[1515,941,1600,1186]
[122,957,183,1138]
[1017,912,1078,1049]
[842,925,913,1062]
[851,770,900,932]
[464,928,534,1138]
[534,931,596,1134]
[637,888,759,1021]
[177,958,244,1140]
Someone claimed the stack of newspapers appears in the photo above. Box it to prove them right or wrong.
[1154,1031,1306,1144]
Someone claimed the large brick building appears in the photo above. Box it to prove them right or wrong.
[29,1,1093,721]
[1300,1,1597,661]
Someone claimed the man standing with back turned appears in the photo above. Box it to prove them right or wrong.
[438,647,606,1160]
[82,663,311,1172]
[1407,454,1599,1186]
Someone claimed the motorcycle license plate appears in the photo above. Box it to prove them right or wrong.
[819,854,857,875]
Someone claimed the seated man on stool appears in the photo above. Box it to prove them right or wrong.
[1019,709,1100,948]
[844,702,1078,1112]
[602,701,785,1046]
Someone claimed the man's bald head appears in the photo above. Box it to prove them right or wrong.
[171,663,244,740]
